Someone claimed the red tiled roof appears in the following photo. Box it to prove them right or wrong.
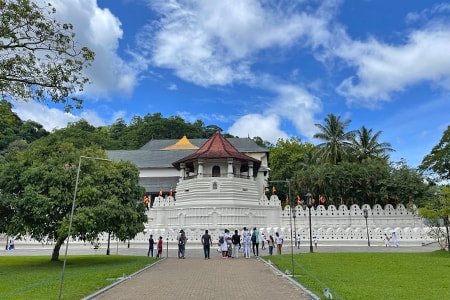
[172,131,261,170]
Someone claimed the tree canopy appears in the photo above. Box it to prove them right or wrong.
[313,113,355,164]
[0,139,146,261]
[420,125,450,182]
[0,0,95,111]
[268,115,426,207]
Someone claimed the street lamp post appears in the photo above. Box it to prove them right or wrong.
[59,156,111,300]
[293,212,297,248]
[269,179,294,277]
[363,208,371,247]
[306,192,313,253]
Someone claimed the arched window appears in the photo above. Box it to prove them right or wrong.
[212,166,220,177]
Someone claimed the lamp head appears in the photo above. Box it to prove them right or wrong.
[306,192,312,208]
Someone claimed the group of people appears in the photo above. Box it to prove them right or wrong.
[384,232,399,247]
[213,227,285,259]
[147,235,164,257]
[147,228,288,259]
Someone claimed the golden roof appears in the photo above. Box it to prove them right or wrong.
[161,136,199,150]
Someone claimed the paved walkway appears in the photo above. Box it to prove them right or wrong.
[1,242,438,300]
[89,256,314,300]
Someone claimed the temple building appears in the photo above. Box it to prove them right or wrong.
[108,132,428,245]
[108,132,270,202]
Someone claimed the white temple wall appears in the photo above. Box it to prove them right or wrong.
[144,193,430,246]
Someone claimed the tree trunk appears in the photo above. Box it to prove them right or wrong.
[51,239,64,261]
[445,216,450,252]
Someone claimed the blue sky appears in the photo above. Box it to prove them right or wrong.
[11,0,450,167]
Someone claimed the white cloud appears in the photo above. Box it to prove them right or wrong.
[12,101,105,131]
[42,0,140,98]
[269,84,322,139]
[141,0,333,87]
[335,23,450,106]
[228,114,288,143]
[228,82,321,143]
[168,84,178,91]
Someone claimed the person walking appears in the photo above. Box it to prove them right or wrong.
[392,232,399,247]
[384,233,391,247]
[8,238,14,250]
[242,227,252,259]
[267,235,275,255]
[296,233,301,249]
[231,230,241,258]
[251,227,260,256]
[275,232,283,255]
[260,232,266,250]
[177,230,187,258]
[147,235,154,257]
[201,230,212,259]
[313,236,318,250]
[156,236,163,258]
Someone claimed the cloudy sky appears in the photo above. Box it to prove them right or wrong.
[11,0,450,167]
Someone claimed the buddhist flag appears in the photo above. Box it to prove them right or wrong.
[297,195,301,205]
[159,187,163,197]
[285,195,289,204]
[272,186,276,194]
[169,186,173,196]
[320,196,325,204]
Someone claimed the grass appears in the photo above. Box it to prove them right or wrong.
[0,255,156,299]
[266,250,450,300]
[1,252,449,299]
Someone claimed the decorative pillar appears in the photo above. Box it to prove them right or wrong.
[248,162,254,178]
[198,159,204,178]
[180,163,186,181]
[227,158,233,177]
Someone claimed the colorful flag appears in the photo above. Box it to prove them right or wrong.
[285,195,289,204]
[320,195,325,204]
[159,187,163,197]
[169,186,173,196]
[272,186,276,194]
[297,195,301,205]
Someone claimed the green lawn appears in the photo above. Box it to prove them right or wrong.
[0,255,156,299]
[266,251,450,300]
[1,252,448,299]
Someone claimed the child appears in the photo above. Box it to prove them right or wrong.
[156,236,163,258]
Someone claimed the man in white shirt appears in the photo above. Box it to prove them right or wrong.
[242,227,252,258]
[275,232,283,255]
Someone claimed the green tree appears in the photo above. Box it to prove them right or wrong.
[420,125,450,182]
[419,186,450,251]
[0,141,146,261]
[0,99,22,151]
[313,113,356,164]
[0,0,95,111]
[350,126,394,162]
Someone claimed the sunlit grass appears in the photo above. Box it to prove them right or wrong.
[0,255,157,299]
[266,251,450,299]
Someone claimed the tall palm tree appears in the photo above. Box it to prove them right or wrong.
[313,114,356,164]
[350,126,395,162]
